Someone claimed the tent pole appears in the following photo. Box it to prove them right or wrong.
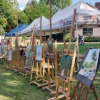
[75,16,79,70]
[49,0,52,39]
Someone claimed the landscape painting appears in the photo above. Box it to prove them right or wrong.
[47,39,53,53]
[36,45,42,61]
[58,55,72,78]
[79,49,100,81]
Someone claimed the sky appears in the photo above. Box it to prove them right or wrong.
[17,0,100,11]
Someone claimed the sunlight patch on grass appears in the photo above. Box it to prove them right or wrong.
[5,79,24,86]
[0,95,14,100]
[1,73,12,76]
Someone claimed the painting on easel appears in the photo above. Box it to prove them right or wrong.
[47,39,53,53]
[36,45,42,61]
[58,55,72,78]
[25,50,34,68]
[76,49,100,87]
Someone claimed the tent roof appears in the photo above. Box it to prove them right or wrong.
[35,1,100,34]
[18,16,48,36]
[5,24,27,37]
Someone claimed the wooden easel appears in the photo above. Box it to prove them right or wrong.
[23,25,36,77]
[10,16,20,72]
[48,9,77,100]
[42,0,58,94]
[30,16,49,87]
[70,81,99,100]
[6,38,13,69]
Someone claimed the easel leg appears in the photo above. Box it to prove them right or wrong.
[91,84,99,100]
[77,84,84,100]
[30,66,33,82]
[47,58,50,87]
[66,81,72,100]
[51,59,54,80]
[36,62,38,82]
[56,77,60,97]
[83,87,89,100]
[63,81,66,91]
[70,82,80,100]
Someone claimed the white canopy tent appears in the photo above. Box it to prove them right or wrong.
[36,1,100,35]
[18,16,48,36]
[35,1,100,68]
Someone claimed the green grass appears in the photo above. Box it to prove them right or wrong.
[0,43,100,100]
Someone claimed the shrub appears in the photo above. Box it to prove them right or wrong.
[85,37,100,42]
[63,33,77,42]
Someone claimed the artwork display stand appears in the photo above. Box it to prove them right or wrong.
[30,41,49,87]
[70,81,99,100]
[30,16,50,87]
[10,17,21,72]
[42,39,58,95]
[41,0,58,94]
[48,41,78,100]
[70,48,100,100]
[23,26,35,77]
[48,9,77,100]
[6,40,13,70]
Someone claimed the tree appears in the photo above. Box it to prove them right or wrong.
[0,0,18,35]
[23,0,50,25]
[44,0,72,13]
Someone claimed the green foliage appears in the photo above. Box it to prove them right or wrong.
[85,37,100,42]
[44,0,72,13]
[0,0,18,35]
[22,36,27,41]
[23,0,50,25]
[63,33,76,42]
[63,33,70,41]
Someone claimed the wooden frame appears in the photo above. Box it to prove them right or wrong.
[6,39,13,69]
[30,16,50,87]
[47,9,77,100]
[70,80,99,100]
[48,41,78,100]
[42,40,57,93]
[23,25,36,77]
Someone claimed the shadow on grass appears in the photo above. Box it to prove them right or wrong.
[0,64,50,100]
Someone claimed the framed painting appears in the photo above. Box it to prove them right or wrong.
[7,50,12,61]
[57,55,72,78]
[47,39,53,53]
[25,51,34,68]
[76,48,100,87]
[36,45,42,61]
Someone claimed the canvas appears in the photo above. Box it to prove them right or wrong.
[76,49,100,87]
[25,46,31,57]
[7,50,12,61]
[58,55,72,78]
[47,39,53,53]
[3,45,8,57]
[25,51,34,68]
[36,45,42,61]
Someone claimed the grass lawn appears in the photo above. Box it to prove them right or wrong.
[0,43,100,100]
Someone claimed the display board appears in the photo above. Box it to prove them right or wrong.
[76,48,100,87]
